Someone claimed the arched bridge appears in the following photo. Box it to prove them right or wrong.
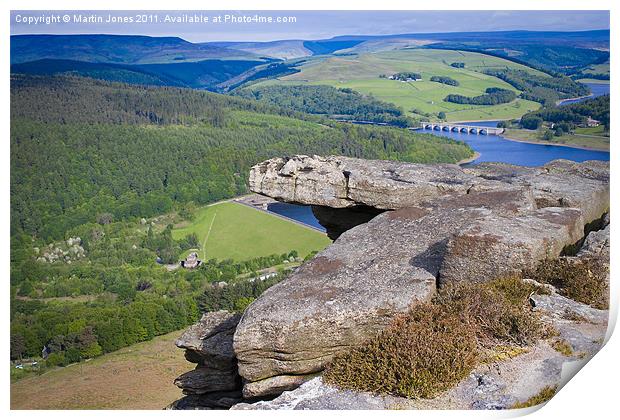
[419,122,504,135]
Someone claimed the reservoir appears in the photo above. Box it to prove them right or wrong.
[558,82,609,106]
[268,82,609,228]
[267,202,326,232]
[423,83,610,166]
[421,122,610,167]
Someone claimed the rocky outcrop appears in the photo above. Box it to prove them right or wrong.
[170,311,243,409]
[232,156,609,398]
[249,156,609,239]
[463,160,610,225]
[233,190,540,390]
[249,155,500,209]
[232,287,609,410]
[35,236,86,263]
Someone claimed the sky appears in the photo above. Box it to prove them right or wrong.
[10,10,610,42]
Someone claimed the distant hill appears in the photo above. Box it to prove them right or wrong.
[331,30,610,73]
[209,30,609,73]
[10,31,609,88]
[11,59,182,87]
[207,40,312,60]
[204,39,366,60]
[10,34,259,64]
[324,30,610,49]
[11,58,268,90]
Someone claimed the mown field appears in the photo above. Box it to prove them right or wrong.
[172,201,331,261]
[11,330,191,410]
[503,128,610,151]
[261,49,543,121]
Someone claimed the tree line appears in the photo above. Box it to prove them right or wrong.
[444,87,516,105]
[520,94,609,131]
[233,84,415,127]
[430,76,459,86]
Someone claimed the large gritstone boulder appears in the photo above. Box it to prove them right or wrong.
[233,188,542,397]
[249,155,501,208]
[463,159,610,225]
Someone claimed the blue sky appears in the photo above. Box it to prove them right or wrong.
[10,10,610,42]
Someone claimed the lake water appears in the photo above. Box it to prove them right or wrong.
[421,124,610,167]
[268,82,610,228]
[267,202,325,232]
[558,82,610,106]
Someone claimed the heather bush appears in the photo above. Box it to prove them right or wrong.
[528,257,608,309]
[324,278,546,398]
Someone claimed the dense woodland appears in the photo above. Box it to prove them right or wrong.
[11,209,303,363]
[10,75,473,366]
[484,69,589,106]
[444,87,516,105]
[234,84,414,126]
[12,76,472,242]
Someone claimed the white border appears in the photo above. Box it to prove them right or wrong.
[2,1,617,420]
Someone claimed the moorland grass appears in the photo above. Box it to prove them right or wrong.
[527,257,609,309]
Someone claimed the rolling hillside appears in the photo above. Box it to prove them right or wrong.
[260,49,543,121]
[207,40,312,60]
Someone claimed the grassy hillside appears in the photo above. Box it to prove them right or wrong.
[11,330,191,409]
[172,202,330,261]
[264,49,543,121]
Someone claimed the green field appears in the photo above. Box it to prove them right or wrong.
[172,201,331,261]
[503,128,609,151]
[260,49,542,122]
